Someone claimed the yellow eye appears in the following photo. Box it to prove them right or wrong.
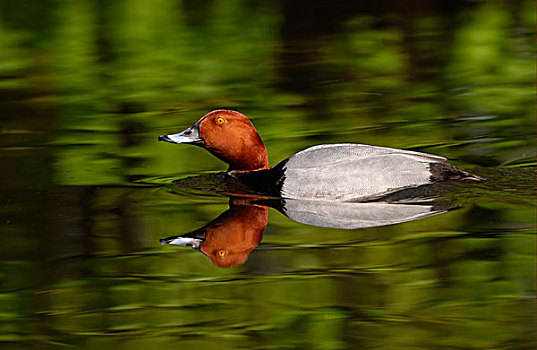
[218,250,226,257]
[216,116,225,125]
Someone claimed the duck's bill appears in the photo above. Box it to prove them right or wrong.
[158,123,203,145]
[160,235,204,250]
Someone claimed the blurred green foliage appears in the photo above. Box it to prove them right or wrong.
[0,0,535,349]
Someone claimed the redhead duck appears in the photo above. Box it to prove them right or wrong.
[159,110,483,201]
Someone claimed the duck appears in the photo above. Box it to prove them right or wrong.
[159,110,483,201]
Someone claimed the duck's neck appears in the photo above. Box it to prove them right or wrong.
[226,145,269,171]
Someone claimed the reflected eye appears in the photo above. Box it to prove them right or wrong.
[218,250,226,257]
[216,116,225,125]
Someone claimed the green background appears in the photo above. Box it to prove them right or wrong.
[1,0,535,349]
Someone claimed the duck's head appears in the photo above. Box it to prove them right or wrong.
[159,110,269,171]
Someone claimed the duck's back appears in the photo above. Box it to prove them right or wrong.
[277,144,470,201]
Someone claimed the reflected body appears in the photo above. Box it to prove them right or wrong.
[160,110,483,201]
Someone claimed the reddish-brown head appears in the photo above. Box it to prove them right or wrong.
[159,110,269,171]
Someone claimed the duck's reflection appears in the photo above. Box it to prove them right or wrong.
[161,200,268,268]
[160,195,452,268]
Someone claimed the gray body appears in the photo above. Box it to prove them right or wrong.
[279,144,450,201]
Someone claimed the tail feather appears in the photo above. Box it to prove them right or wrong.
[429,162,486,182]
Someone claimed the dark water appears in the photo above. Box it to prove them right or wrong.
[1,0,536,349]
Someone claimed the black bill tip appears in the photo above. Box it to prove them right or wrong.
[159,135,173,142]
